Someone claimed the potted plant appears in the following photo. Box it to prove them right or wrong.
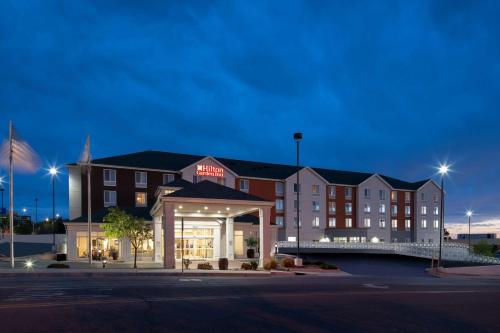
[109,247,118,260]
[218,258,228,270]
[245,237,258,258]
[183,258,192,270]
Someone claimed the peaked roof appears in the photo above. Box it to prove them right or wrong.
[216,157,299,180]
[312,167,373,186]
[380,175,430,191]
[164,180,269,202]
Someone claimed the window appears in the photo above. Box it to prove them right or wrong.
[293,183,301,193]
[379,218,386,228]
[345,218,353,228]
[104,190,116,207]
[328,217,336,228]
[364,218,371,228]
[433,219,439,229]
[162,173,175,185]
[433,194,439,203]
[405,206,411,216]
[421,219,427,229]
[391,205,397,216]
[217,177,226,186]
[239,179,249,192]
[390,191,397,202]
[364,203,371,213]
[405,219,411,230]
[433,206,439,215]
[329,186,336,198]
[345,187,352,198]
[287,236,296,242]
[193,175,199,183]
[391,219,398,229]
[312,217,320,228]
[275,182,284,195]
[328,202,336,214]
[421,193,425,201]
[379,190,386,200]
[293,200,300,210]
[312,201,320,212]
[421,206,427,215]
[275,199,284,211]
[379,203,386,214]
[135,171,147,188]
[135,192,147,207]
[103,169,116,186]
[312,185,320,195]
[405,192,411,202]
[275,216,284,226]
[333,237,348,243]
[345,203,352,215]
[293,217,301,228]
[364,188,371,199]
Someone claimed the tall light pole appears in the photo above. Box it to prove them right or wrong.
[293,132,302,266]
[466,210,473,255]
[437,164,449,268]
[49,166,58,252]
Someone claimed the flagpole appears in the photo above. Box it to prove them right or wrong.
[88,162,92,266]
[9,121,14,269]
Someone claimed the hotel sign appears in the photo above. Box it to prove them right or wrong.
[196,164,224,177]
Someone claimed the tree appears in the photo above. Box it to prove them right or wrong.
[102,208,152,268]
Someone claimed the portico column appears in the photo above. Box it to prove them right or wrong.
[225,217,234,260]
[153,216,162,263]
[258,207,271,268]
[163,202,176,269]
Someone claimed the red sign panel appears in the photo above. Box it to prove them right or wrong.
[196,164,224,177]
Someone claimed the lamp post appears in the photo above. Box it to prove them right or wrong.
[293,132,302,266]
[49,166,58,252]
[466,210,472,255]
[437,164,449,268]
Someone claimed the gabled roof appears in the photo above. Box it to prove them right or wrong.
[216,157,298,180]
[90,150,204,171]
[164,180,269,202]
[163,178,193,188]
[69,206,152,223]
[380,175,430,191]
[312,167,373,186]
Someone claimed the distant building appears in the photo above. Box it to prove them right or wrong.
[457,233,496,240]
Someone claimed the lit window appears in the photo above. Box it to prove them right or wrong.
[405,219,411,229]
[312,217,320,228]
[405,206,411,216]
[379,218,386,228]
[239,179,249,191]
[135,192,147,207]
[364,218,371,228]
[312,201,320,212]
[379,203,386,214]
[312,185,320,195]
[275,199,284,211]
[275,216,284,226]
[329,201,336,214]
[345,203,352,215]
[345,187,352,198]
[364,203,371,213]
[293,217,301,228]
[433,219,439,229]
[405,192,411,202]
[162,173,175,185]
[364,188,371,199]
[345,218,353,228]
[287,236,296,242]
[391,191,397,202]
[103,169,116,186]
[421,219,427,229]
[421,206,427,215]
[379,190,386,200]
[328,217,336,228]
[433,206,439,215]
[104,190,116,207]
[135,171,147,188]
[275,182,284,195]
[391,219,398,229]
[329,186,336,198]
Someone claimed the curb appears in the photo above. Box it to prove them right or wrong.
[0,270,272,278]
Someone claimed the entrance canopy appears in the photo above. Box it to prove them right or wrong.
[150,180,274,268]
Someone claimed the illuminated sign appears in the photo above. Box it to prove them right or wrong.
[196,164,224,177]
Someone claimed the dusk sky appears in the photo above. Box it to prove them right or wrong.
[1,1,499,236]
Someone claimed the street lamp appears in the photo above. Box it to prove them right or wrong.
[466,210,473,255]
[293,132,302,266]
[48,166,59,252]
[437,163,449,267]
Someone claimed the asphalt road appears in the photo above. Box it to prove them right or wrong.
[0,272,499,333]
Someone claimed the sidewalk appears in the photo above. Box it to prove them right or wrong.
[428,265,500,278]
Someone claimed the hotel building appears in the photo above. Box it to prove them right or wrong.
[65,150,442,267]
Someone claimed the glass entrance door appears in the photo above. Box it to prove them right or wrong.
[175,228,214,259]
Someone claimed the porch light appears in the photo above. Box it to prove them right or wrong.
[204,206,208,210]
[178,206,183,209]
[217,210,221,214]
[226,207,230,211]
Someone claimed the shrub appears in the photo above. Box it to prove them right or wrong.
[56,253,67,261]
[47,263,69,269]
[218,258,229,270]
[197,262,213,270]
[263,259,278,270]
[183,258,192,270]
[319,263,338,270]
[473,241,495,257]
[250,260,258,270]
[241,262,252,270]
[281,257,295,268]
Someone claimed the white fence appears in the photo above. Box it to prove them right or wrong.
[277,241,500,265]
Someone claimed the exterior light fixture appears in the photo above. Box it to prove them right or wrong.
[217,210,221,214]
[24,259,34,270]
[49,166,58,176]
[438,163,449,176]
[196,210,200,213]
[178,206,183,209]
[22,208,27,213]
[226,207,230,211]
[204,206,208,210]
[466,210,473,217]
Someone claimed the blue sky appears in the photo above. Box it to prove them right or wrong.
[1,1,499,235]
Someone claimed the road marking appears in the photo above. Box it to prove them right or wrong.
[362,283,388,289]
[179,278,202,282]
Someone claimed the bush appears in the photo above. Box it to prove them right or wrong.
[250,260,258,270]
[218,258,229,270]
[197,262,213,270]
[319,263,338,270]
[473,241,495,257]
[56,253,67,261]
[47,263,69,269]
[182,258,192,270]
[263,259,278,270]
[281,257,295,268]
[241,262,252,270]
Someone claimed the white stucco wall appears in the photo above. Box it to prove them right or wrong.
[415,181,441,243]
[68,166,82,220]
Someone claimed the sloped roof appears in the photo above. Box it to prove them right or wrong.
[380,175,430,191]
[70,206,152,223]
[216,157,299,180]
[312,167,373,186]
[164,180,269,202]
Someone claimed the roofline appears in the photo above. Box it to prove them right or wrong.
[416,179,441,191]
[70,162,182,174]
[284,167,329,183]
[161,197,274,206]
[180,156,239,177]
[357,173,393,189]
